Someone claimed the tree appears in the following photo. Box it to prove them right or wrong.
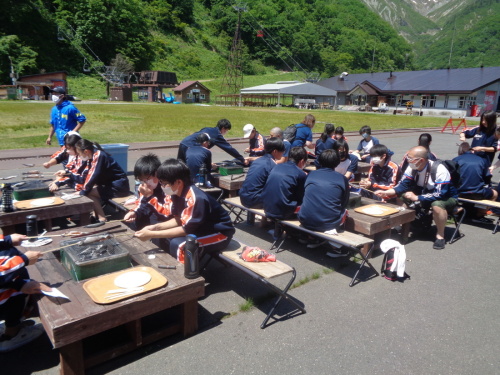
[0,35,38,84]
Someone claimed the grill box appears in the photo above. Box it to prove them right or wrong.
[218,166,244,176]
[60,237,131,281]
[13,180,52,201]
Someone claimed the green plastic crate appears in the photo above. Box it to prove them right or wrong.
[13,180,51,201]
[60,237,131,281]
[219,166,243,176]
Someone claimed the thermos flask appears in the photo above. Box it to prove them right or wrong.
[26,215,38,242]
[184,234,200,279]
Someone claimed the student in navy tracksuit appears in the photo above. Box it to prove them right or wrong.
[72,139,130,222]
[185,133,213,185]
[0,234,46,352]
[353,125,379,163]
[360,144,401,202]
[459,111,498,167]
[134,159,234,258]
[243,124,266,157]
[239,138,285,209]
[47,133,83,191]
[375,146,458,250]
[453,143,497,200]
[334,139,358,181]
[177,119,245,164]
[263,147,308,220]
[314,123,337,168]
[124,153,171,231]
[298,149,350,233]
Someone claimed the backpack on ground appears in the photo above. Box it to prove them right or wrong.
[380,239,410,281]
[430,159,461,188]
[283,124,306,144]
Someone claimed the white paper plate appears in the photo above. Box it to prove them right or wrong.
[362,207,385,215]
[114,271,152,289]
[30,198,55,207]
[21,238,53,247]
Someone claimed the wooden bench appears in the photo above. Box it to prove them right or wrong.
[109,194,136,213]
[280,220,377,287]
[458,197,500,234]
[223,197,378,286]
[214,239,306,329]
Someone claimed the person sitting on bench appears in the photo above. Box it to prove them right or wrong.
[134,159,234,258]
[334,139,358,181]
[298,149,350,249]
[263,146,308,221]
[243,124,266,158]
[359,144,401,203]
[374,146,458,250]
[0,234,48,353]
[314,123,337,168]
[453,142,499,223]
[124,153,171,229]
[239,137,285,224]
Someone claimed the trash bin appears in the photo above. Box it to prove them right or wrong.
[470,105,479,117]
[101,144,129,173]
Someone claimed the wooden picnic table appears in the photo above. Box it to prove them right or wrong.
[25,222,204,375]
[0,189,93,234]
[345,197,415,255]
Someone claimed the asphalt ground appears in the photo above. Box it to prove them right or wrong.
[1,126,500,375]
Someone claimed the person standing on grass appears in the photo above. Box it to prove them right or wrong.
[177,119,246,165]
[46,87,86,146]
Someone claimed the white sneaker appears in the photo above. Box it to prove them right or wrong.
[0,324,44,353]
[307,241,327,249]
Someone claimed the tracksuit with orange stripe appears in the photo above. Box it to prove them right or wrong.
[0,235,30,328]
[167,185,235,257]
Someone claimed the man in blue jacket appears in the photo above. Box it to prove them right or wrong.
[177,119,245,165]
[46,87,86,146]
[375,146,458,250]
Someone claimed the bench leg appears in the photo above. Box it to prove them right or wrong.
[260,268,306,329]
[349,244,379,287]
[449,207,466,244]
[270,221,286,253]
[492,217,499,234]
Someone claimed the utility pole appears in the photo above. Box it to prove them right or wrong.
[220,5,246,97]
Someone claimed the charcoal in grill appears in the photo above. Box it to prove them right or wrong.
[61,237,128,265]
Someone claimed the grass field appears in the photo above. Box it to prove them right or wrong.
[0,101,478,150]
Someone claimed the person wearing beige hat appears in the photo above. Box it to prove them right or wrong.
[243,124,266,157]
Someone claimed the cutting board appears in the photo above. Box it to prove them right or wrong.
[83,266,168,304]
[14,197,65,210]
[354,204,400,217]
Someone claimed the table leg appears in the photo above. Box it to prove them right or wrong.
[401,222,411,244]
[80,211,91,226]
[181,299,198,337]
[43,218,53,232]
[59,341,84,375]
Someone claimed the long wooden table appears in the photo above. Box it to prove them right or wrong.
[0,191,93,234]
[345,197,415,255]
[25,223,204,375]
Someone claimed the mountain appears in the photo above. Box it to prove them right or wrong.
[360,0,500,69]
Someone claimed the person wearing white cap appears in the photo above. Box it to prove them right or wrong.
[243,124,266,158]
[46,86,86,146]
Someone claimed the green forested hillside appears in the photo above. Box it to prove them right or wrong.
[0,0,413,85]
[0,0,498,89]
[415,0,500,69]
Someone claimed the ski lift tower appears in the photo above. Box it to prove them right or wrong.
[220,5,246,98]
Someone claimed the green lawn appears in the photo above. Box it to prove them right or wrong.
[0,101,478,150]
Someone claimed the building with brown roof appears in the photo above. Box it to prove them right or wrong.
[173,81,211,104]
